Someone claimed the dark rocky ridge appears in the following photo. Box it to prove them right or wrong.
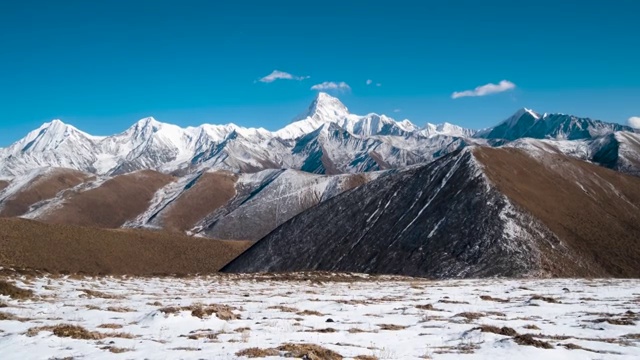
[223,147,640,278]
[224,149,559,277]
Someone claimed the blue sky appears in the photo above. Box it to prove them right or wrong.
[1,0,639,145]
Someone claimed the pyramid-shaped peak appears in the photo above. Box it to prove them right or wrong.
[134,116,162,127]
[296,92,349,122]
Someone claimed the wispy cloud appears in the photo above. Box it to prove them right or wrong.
[310,81,351,92]
[393,109,401,113]
[629,116,640,129]
[451,80,516,99]
[259,70,309,83]
[366,79,382,87]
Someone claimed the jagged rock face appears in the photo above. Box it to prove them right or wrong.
[223,149,550,277]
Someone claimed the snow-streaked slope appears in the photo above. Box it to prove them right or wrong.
[504,130,640,176]
[195,168,383,241]
[224,148,554,277]
[477,108,634,141]
[225,146,640,277]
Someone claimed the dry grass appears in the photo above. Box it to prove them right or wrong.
[378,324,409,331]
[189,304,239,320]
[0,280,34,300]
[530,295,561,304]
[0,311,29,322]
[297,309,324,316]
[171,346,201,351]
[592,318,635,326]
[235,347,280,358]
[354,356,379,360]
[513,334,554,349]
[97,323,123,329]
[479,295,509,303]
[415,304,434,310]
[277,343,343,360]
[267,305,298,313]
[0,218,251,275]
[106,306,133,313]
[305,328,337,333]
[475,147,640,277]
[523,324,541,330]
[454,312,484,321]
[26,324,135,339]
[438,299,469,304]
[160,171,238,232]
[158,306,181,314]
[40,170,174,228]
[348,328,370,333]
[0,180,9,192]
[474,325,518,336]
[0,169,91,217]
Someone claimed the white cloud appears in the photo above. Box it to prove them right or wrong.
[629,116,640,129]
[451,80,516,99]
[366,79,373,85]
[393,109,401,113]
[259,70,309,83]
[310,81,351,92]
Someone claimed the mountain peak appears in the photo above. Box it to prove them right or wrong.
[512,107,541,121]
[296,92,349,122]
[134,116,161,128]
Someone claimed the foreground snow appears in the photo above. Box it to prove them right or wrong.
[1,273,639,359]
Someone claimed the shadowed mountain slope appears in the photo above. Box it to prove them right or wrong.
[223,148,640,278]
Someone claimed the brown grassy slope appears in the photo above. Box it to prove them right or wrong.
[0,169,92,217]
[0,180,9,192]
[40,170,174,228]
[343,173,370,190]
[160,171,238,232]
[0,218,251,275]
[474,147,640,277]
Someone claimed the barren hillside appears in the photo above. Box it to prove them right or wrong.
[0,218,250,275]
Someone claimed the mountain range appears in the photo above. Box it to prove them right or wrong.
[1,93,639,278]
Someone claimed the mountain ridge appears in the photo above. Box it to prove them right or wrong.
[0,93,638,181]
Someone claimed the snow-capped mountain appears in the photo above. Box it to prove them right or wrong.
[476,107,634,141]
[0,93,473,178]
[1,94,638,180]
